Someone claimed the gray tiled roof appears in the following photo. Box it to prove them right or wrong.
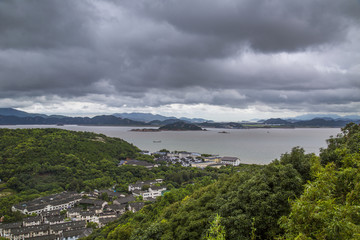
[0,221,22,230]
[45,215,65,223]
[11,224,50,235]
[62,227,92,238]
[50,221,86,232]
[99,217,118,224]
[23,215,42,223]
[221,156,239,161]
[114,195,135,204]
[27,234,58,240]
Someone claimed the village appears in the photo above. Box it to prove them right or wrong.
[138,150,241,168]
[0,151,241,240]
[0,179,166,240]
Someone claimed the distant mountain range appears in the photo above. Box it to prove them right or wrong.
[0,108,359,127]
[288,114,360,121]
[113,112,209,123]
[261,118,360,127]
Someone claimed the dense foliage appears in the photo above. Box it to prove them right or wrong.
[85,147,313,240]
[0,128,139,193]
[280,123,360,239]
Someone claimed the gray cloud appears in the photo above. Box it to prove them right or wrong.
[0,0,359,117]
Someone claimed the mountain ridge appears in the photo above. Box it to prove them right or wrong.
[1,108,359,127]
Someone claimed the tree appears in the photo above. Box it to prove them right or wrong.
[204,214,226,240]
[280,124,360,239]
[87,222,99,229]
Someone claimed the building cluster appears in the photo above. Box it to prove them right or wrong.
[128,179,166,200]
[1,180,167,240]
[151,151,241,168]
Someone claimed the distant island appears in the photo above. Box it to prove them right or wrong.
[130,128,161,132]
[130,122,203,131]
[159,121,203,131]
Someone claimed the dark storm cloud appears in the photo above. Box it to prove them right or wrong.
[0,0,359,114]
[124,0,360,52]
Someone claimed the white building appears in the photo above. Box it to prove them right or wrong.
[221,157,240,166]
[132,186,167,200]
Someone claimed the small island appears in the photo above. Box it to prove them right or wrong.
[131,121,204,132]
[130,128,161,132]
[159,121,203,131]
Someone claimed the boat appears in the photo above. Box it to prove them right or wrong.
[218,131,229,134]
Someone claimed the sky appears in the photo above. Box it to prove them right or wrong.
[0,0,359,121]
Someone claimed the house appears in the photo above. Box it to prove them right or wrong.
[79,211,97,223]
[23,215,42,227]
[67,208,82,220]
[132,186,167,200]
[191,162,218,169]
[0,222,22,238]
[11,224,50,240]
[128,202,145,213]
[78,199,107,209]
[49,221,86,235]
[221,157,240,166]
[12,192,82,215]
[106,204,127,215]
[128,179,163,192]
[42,210,61,217]
[98,211,117,220]
[44,215,65,225]
[62,228,93,240]
[203,156,221,163]
[113,195,135,205]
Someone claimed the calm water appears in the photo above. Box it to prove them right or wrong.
[1,125,341,164]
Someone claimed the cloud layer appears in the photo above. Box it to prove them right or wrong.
[0,0,359,119]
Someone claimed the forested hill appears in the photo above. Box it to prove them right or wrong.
[0,128,140,194]
[85,123,360,240]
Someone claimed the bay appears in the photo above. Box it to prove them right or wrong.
[0,125,341,164]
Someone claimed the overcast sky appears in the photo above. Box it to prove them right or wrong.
[0,0,359,121]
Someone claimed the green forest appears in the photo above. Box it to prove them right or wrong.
[1,123,360,239]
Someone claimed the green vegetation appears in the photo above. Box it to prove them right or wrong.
[280,123,360,239]
[84,147,311,240]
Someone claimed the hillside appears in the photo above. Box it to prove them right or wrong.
[0,129,140,192]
